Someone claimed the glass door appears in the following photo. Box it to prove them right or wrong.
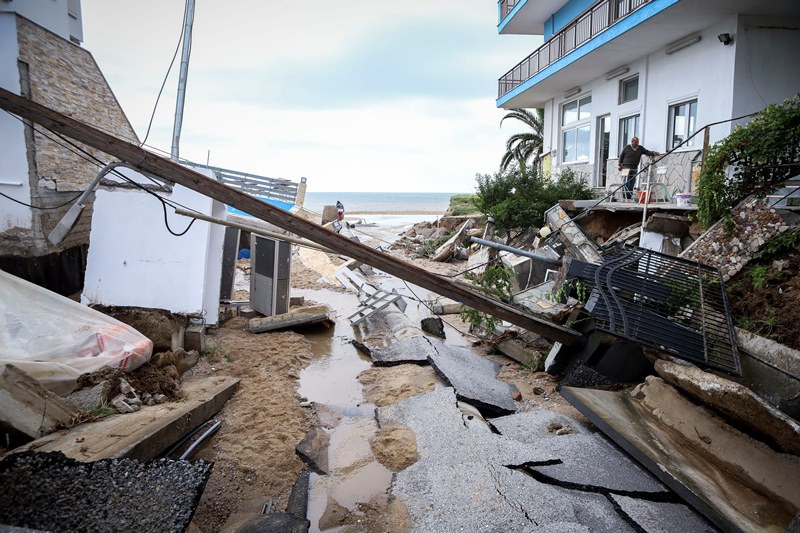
[595,115,610,187]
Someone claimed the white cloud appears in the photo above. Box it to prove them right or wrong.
[81,0,540,192]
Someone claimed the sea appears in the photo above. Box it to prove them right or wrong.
[303,191,463,215]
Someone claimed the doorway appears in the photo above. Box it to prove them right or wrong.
[595,115,610,187]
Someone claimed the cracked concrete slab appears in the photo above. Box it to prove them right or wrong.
[425,338,517,417]
[610,494,717,533]
[378,387,646,532]
[492,412,667,494]
[368,336,433,366]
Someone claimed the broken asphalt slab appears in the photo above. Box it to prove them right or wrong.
[366,335,518,417]
[491,411,668,494]
[0,451,212,533]
[425,337,518,417]
[378,387,705,532]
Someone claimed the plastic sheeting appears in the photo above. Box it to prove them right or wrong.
[0,269,152,393]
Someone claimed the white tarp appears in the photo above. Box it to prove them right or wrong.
[0,269,152,394]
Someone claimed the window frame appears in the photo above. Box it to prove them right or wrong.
[561,95,592,164]
[618,113,640,154]
[667,99,698,150]
[619,75,639,104]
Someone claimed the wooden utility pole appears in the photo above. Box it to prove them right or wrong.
[0,88,581,345]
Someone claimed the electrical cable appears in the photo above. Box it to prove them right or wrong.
[139,0,190,148]
[399,278,482,340]
[2,109,198,236]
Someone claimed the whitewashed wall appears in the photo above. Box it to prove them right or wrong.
[732,15,800,120]
[0,0,73,42]
[82,169,225,325]
[0,14,33,234]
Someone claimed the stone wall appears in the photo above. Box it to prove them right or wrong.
[9,15,139,256]
[680,199,790,281]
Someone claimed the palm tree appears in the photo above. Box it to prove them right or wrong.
[500,108,544,171]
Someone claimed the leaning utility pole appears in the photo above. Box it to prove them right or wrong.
[171,0,195,161]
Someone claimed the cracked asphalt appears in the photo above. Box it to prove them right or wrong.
[377,387,717,532]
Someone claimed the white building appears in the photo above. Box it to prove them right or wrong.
[0,0,138,294]
[496,0,800,196]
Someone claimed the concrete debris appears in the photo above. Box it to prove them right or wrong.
[295,426,330,475]
[654,359,800,456]
[0,364,77,438]
[248,304,333,333]
[561,382,800,532]
[0,451,212,533]
[431,219,473,262]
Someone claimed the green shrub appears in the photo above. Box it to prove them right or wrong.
[447,194,479,215]
[473,166,593,243]
[697,94,800,228]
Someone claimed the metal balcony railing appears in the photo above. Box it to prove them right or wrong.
[500,0,520,20]
[498,0,650,98]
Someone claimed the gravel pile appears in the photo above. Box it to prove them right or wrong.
[0,451,213,533]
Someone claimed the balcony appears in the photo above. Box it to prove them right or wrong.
[498,0,650,98]
[500,0,520,20]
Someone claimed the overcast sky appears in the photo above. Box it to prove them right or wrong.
[81,1,539,193]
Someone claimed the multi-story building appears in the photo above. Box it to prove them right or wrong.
[496,0,800,196]
[0,0,138,294]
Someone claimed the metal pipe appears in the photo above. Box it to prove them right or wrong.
[173,207,334,253]
[179,420,221,460]
[469,237,561,265]
[171,0,195,161]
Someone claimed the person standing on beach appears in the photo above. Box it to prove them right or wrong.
[618,136,659,199]
[336,200,345,221]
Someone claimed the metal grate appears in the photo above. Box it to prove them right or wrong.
[567,244,741,375]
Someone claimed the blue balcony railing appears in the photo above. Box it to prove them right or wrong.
[498,0,650,98]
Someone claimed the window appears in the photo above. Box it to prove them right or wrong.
[619,75,638,104]
[619,114,639,153]
[561,95,591,163]
[668,100,697,149]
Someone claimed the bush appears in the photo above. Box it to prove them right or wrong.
[447,194,479,216]
[473,166,593,242]
[697,94,800,228]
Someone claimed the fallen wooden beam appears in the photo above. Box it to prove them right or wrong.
[9,376,239,461]
[0,88,580,346]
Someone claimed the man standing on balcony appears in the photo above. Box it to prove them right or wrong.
[618,136,659,200]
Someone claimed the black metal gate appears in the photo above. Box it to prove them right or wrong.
[568,244,741,375]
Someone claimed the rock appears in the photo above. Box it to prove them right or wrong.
[512,391,522,401]
[67,381,112,411]
[111,396,135,414]
[420,317,445,339]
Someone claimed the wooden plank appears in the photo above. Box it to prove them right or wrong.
[0,89,580,346]
[10,376,240,461]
